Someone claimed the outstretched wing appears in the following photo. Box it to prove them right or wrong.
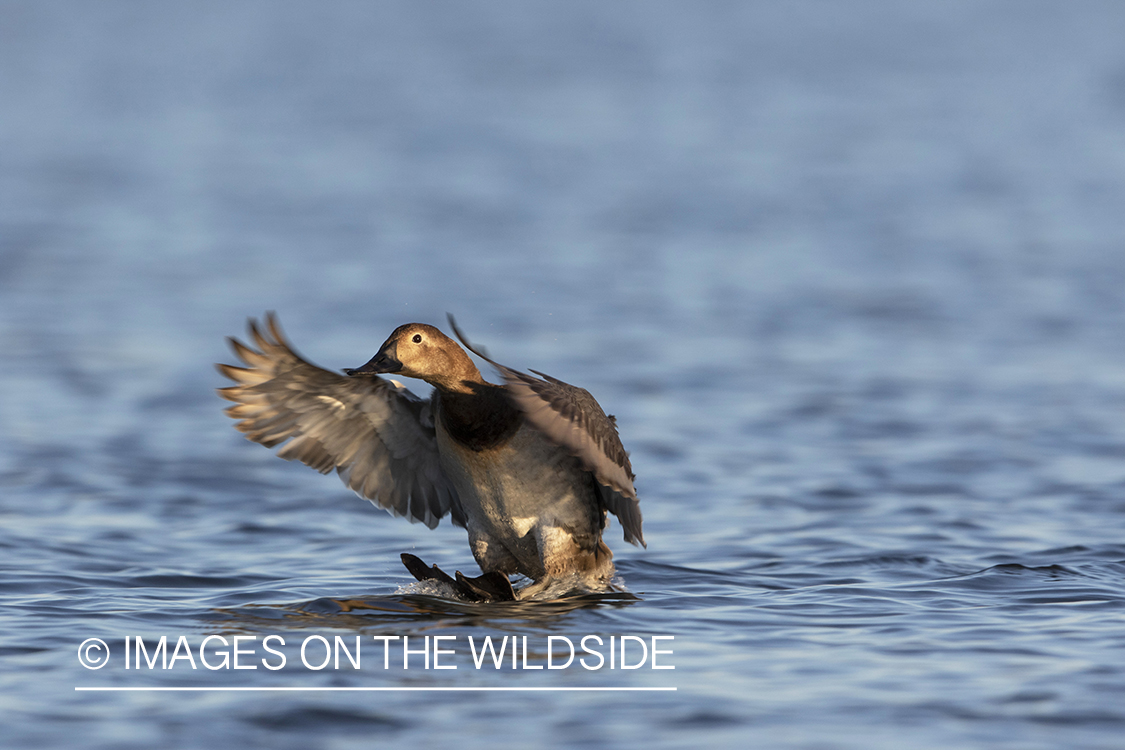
[216,313,464,529]
[447,316,644,547]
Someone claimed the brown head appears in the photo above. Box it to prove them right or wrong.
[345,323,484,393]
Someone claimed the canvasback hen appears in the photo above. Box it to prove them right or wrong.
[217,313,644,601]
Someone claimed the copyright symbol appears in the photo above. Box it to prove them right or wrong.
[78,638,110,669]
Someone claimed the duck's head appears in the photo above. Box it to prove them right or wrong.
[345,323,482,392]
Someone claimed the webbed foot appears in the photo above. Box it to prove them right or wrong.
[455,569,517,601]
[400,553,517,602]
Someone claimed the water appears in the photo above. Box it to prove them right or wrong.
[4,2,1125,748]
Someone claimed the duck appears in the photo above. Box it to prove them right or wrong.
[216,313,644,601]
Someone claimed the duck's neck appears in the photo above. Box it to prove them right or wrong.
[429,348,486,394]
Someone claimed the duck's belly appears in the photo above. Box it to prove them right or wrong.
[436,422,593,577]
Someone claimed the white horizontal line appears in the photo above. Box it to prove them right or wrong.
[75,686,676,692]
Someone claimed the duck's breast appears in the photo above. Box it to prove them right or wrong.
[435,417,596,551]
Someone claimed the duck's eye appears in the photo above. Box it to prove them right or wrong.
[412,334,422,344]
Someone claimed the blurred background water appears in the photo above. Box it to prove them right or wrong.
[3,2,1125,748]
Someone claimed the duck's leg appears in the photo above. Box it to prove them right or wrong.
[466,526,523,577]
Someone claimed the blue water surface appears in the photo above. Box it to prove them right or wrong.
[3,3,1125,748]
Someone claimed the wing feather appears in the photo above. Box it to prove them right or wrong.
[217,313,463,529]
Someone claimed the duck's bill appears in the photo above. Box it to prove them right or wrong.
[344,351,402,376]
